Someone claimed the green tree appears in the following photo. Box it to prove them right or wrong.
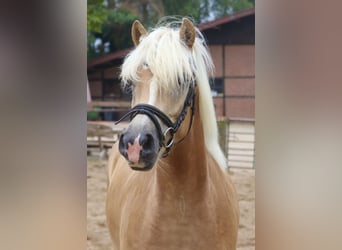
[118,0,165,26]
[162,0,202,23]
[87,0,108,58]
[98,8,138,53]
[87,0,255,59]
[88,0,165,59]
[87,0,108,34]
[211,0,254,18]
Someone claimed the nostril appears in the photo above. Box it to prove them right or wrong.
[139,133,154,149]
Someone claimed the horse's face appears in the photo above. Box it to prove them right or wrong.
[118,65,190,170]
[118,18,196,171]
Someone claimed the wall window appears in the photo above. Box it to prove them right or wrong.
[211,78,224,96]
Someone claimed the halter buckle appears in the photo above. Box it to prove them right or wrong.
[163,127,175,149]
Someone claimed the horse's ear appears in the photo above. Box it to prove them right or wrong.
[179,18,196,48]
[132,20,148,46]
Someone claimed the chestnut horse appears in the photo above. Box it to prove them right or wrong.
[106,18,239,250]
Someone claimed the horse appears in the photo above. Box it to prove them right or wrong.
[106,18,239,250]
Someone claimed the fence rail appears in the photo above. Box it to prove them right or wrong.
[87,117,255,168]
[225,118,255,168]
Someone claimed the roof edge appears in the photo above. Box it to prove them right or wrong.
[87,47,131,69]
[198,8,255,31]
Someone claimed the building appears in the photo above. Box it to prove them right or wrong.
[87,8,255,120]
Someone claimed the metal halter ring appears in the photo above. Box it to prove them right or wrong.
[163,127,175,149]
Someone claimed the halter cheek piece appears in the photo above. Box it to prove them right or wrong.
[115,82,196,157]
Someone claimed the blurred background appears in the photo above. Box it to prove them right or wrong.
[1,0,342,249]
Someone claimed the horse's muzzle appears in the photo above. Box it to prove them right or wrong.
[118,129,160,171]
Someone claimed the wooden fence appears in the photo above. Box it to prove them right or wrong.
[87,121,126,155]
[87,117,255,168]
[219,118,255,168]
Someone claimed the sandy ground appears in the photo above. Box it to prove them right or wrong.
[87,156,255,250]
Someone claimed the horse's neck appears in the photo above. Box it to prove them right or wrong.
[155,101,209,196]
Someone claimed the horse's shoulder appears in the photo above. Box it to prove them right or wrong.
[208,157,238,202]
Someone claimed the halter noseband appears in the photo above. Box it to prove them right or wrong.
[115,82,196,157]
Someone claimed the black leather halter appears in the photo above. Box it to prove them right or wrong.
[115,82,196,157]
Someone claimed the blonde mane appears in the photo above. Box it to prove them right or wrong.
[120,19,227,169]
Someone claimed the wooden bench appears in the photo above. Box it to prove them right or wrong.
[87,121,127,155]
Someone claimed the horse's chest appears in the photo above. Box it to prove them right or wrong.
[124,196,224,250]
[107,170,237,249]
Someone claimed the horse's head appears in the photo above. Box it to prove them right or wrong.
[117,18,198,171]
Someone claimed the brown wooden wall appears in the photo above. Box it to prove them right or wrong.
[88,12,255,120]
[210,44,255,119]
